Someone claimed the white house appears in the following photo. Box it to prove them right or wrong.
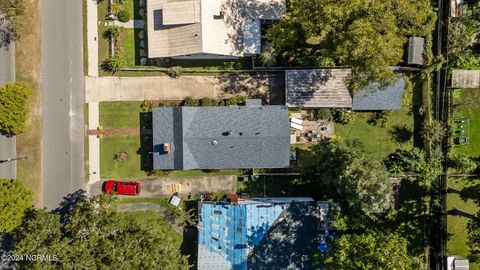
[146,0,286,58]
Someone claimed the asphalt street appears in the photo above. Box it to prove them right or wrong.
[0,41,16,179]
[41,0,85,209]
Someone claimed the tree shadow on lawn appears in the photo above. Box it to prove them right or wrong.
[181,227,198,268]
[138,112,153,172]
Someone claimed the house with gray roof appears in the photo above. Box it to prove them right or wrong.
[152,105,290,170]
[285,68,405,111]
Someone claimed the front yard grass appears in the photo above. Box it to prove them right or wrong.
[447,177,480,270]
[100,135,151,179]
[99,101,145,129]
[335,109,414,161]
[452,89,480,157]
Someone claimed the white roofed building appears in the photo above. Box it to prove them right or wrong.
[146,0,286,58]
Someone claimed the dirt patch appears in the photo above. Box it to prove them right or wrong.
[15,0,43,207]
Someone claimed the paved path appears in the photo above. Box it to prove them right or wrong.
[113,20,145,28]
[87,128,152,135]
[89,175,237,197]
[87,102,100,192]
[41,0,86,210]
[85,74,283,102]
[0,41,16,179]
[87,0,98,76]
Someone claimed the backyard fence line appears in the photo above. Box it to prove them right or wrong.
[120,67,285,74]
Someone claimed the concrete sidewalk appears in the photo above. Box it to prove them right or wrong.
[87,102,100,195]
[113,20,145,28]
[85,74,283,102]
[87,0,98,76]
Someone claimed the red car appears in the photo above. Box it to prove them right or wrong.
[103,181,141,196]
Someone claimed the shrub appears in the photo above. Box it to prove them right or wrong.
[389,125,413,144]
[226,95,246,106]
[140,100,154,112]
[306,109,331,121]
[166,66,183,78]
[183,96,200,106]
[201,97,218,106]
[117,10,131,22]
[103,26,120,41]
[367,111,391,127]
[148,170,171,177]
[383,148,426,175]
[101,55,126,73]
[448,153,477,173]
[331,109,357,125]
[114,151,128,162]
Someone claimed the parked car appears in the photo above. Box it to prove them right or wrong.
[103,181,141,196]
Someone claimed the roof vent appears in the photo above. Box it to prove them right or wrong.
[212,140,218,145]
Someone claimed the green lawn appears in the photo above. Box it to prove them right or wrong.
[447,177,480,270]
[120,210,182,246]
[237,175,308,197]
[99,101,145,129]
[452,89,480,157]
[335,109,413,161]
[100,135,151,178]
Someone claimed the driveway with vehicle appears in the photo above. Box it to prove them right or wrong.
[89,175,237,197]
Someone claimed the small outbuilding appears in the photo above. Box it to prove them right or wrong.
[407,37,425,65]
[451,70,480,88]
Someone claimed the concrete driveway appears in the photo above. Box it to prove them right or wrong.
[85,74,284,103]
[89,175,237,197]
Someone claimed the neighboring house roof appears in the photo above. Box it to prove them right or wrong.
[451,70,480,88]
[352,69,405,111]
[285,69,353,108]
[407,37,425,65]
[152,106,290,170]
[197,198,332,270]
[146,0,286,58]
[285,68,405,111]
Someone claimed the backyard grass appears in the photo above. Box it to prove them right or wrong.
[120,210,183,247]
[237,176,307,197]
[335,109,414,161]
[452,89,480,157]
[447,177,480,270]
[100,135,151,178]
[99,101,145,129]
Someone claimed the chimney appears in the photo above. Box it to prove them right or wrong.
[163,143,171,154]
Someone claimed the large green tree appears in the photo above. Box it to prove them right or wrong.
[304,140,393,218]
[12,195,190,269]
[0,82,31,135]
[467,212,480,263]
[267,0,436,89]
[0,179,32,233]
[321,229,421,270]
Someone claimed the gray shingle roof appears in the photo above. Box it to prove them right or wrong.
[352,71,405,111]
[153,106,290,170]
[285,69,353,108]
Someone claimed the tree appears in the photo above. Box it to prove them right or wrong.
[467,212,480,263]
[0,82,31,135]
[448,152,477,173]
[0,179,32,233]
[304,140,393,218]
[321,230,421,270]
[383,148,426,175]
[259,42,277,67]
[12,195,190,269]
[0,0,25,46]
[266,0,436,88]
